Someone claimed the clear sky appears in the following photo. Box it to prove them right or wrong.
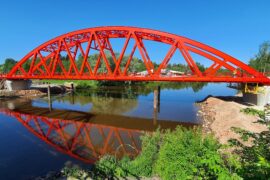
[0,0,269,64]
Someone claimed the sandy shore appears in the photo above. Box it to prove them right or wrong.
[197,96,268,144]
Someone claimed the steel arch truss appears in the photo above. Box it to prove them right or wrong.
[7,26,270,83]
[0,110,141,163]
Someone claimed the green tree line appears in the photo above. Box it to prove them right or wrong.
[249,41,270,73]
[0,52,207,74]
[0,58,17,73]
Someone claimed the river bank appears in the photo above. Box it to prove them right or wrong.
[0,84,68,98]
[0,89,46,98]
[197,95,268,144]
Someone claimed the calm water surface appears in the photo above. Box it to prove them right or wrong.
[0,83,236,179]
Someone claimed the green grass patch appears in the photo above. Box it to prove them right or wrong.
[231,127,254,141]
[240,107,264,118]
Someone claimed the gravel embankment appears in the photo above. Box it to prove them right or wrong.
[197,96,268,144]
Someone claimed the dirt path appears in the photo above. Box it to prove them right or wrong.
[198,96,268,144]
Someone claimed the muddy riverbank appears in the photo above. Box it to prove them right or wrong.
[197,95,268,144]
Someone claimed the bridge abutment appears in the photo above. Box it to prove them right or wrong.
[242,86,270,106]
[5,80,32,91]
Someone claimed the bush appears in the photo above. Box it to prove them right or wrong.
[95,130,161,178]
[61,166,90,179]
[230,126,270,179]
[93,127,240,179]
[61,124,270,179]
[154,127,239,179]
[126,130,161,176]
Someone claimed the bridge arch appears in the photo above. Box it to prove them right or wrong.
[7,26,270,83]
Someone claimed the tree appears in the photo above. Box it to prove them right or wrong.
[196,62,206,72]
[22,59,31,72]
[3,58,17,73]
[249,41,270,73]
[0,64,4,73]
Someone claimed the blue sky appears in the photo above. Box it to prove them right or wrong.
[0,0,269,64]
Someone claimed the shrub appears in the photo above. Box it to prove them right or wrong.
[230,126,270,179]
[75,80,99,89]
[94,127,240,179]
[61,125,270,179]
[95,130,161,178]
[154,127,239,179]
[61,166,90,179]
[126,130,161,176]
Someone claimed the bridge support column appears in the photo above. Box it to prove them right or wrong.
[71,93,75,105]
[153,86,161,125]
[153,86,160,110]
[71,83,74,94]
[242,86,270,106]
[48,85,52,111]
[69,82,75,105]
[5,80,32,91]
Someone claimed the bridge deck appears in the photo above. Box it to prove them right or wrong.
[1,74,270,84]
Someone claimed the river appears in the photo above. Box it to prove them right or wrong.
[0,83,236,179]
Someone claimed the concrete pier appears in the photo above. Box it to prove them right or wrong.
[153,89,158,109]
[48,85,52,111]
[5,80,32,91]
[153,86,160,110]
[153,86,161,125]
[71,93,75,105]
[71,83,74,94]
[243,86,270,106]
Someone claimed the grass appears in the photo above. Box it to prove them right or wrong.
[240,107,264,118]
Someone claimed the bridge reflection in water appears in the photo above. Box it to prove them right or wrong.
[0,99,194,164]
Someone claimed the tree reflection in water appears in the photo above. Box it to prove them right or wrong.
[57,83,207,115]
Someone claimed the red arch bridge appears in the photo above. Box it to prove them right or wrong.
[0,26,270,84]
